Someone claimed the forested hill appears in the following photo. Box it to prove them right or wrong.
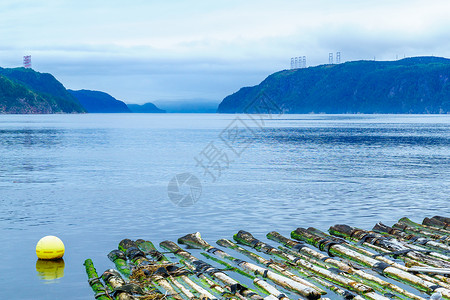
[0,67,85,113]
[217,56,450,114]
[69,89,131,113]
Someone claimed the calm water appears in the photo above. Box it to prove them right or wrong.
[1,114,449,299]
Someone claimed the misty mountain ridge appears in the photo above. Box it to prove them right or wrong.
[127,102,166,113]
[0,67,85,113]
[69,89,131,113]
[218,56,450,114]
[152,99,219,113]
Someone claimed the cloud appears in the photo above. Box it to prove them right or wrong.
[1,0,450,103]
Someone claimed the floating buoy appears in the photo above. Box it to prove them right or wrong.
[36,236,65,260]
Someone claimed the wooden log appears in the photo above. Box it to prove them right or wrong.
[136,240,217,300]
[391,222,450,246]
[101,269,137,300]
[409,267,450,275]
[179,259,241,299]
[373,223,450,257]
[253,278,291,300]
[177,232,322,300]
[108,250,132,278]
[228,232,325,292]
[432,216,450,225]
[232,231,398,300]
[118,239,184,300]
[424,217,450,230]
[160,240,265,300]
[267,231,426,300]
[379,221,446,242]
[83,259,111,300]
[232,231,375,295]
[291,227,450,299]
[200,251,288,300]
[305,227,450,290]
[397,218,450,236]
[329,224,450,268]
[220,237,368,299]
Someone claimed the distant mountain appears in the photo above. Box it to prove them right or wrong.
[218,56,450,114]
[69,89,131,113]
[0,67,85,113]
[153,99,219,113]
[127,102,165,113]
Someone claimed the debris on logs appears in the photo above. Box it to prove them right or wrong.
[84,215,450,300]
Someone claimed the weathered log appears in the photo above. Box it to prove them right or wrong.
[83,259,111,300]
[136,240,217,300]
[305,226,450,289]
[160,239,265,300]
[267,231,426,300]
[291,227,450,299]
[108,250,132,278]
[424,217,450,230]
[199,251,287,300]
[432,216,450,225]
[179,258,231,297]
[409,267,450,275]
[220,236,366,299]
[232,231,378,296]
[118,239,183,300]
[253,278,291,300]
[329,224,450,268]
[228,232,325,292]
[177,232,322,299]
[388,222,450,246]
[373,223,450,257]
[397,218,450,236]
[102,269,137,300]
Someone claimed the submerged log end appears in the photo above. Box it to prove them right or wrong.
[266,231,280,239]
[329,224,354,237]
[432,216,450,225]
[423,217,446,228]
[119,239,137,252]
[108,250,127,262]
[398,217,412,223]
[178,232,210,249]
[216,238,234,248]
[291,227,309,241]
[372,222,392,234]
[160,240,182,252]
[234,230,256,245]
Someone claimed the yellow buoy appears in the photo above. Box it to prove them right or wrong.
[36,259,65,280]
[36,236,65,260]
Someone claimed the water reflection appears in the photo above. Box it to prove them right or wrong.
[36,259,65,282]
[0,129,64,148]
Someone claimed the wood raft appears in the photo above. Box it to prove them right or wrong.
[84,216,450,300]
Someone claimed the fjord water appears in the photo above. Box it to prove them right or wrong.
[1,114,449,299]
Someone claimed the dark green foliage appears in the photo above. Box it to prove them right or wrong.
[0,67,85,113]
[217,56,450,114]
[69,89,131,113]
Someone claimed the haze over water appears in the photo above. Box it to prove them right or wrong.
[1,114,449,299]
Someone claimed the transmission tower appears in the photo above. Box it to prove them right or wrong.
[23,55,32,68]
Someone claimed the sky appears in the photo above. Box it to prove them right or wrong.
[1,0,450,104]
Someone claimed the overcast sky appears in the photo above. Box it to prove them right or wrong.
[1,0,450,104]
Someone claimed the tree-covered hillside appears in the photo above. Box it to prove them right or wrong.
[218,57,450,114]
